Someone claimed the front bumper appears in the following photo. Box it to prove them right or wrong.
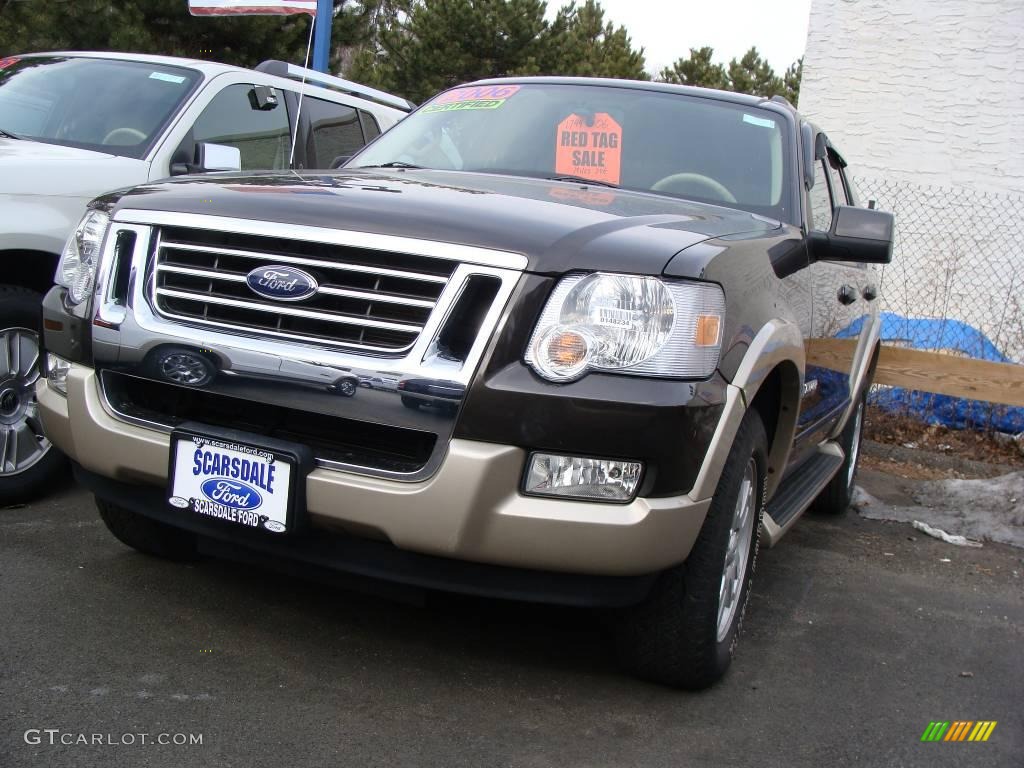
[38,365,713,579]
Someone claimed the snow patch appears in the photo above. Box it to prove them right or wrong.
[855,472,1024,548]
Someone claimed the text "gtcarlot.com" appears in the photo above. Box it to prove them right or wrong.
[25,730,203,746]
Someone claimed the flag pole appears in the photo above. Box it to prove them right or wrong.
[311,0,332,72]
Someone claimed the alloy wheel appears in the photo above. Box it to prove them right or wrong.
[716,457,757,642]
[0,327,51,476]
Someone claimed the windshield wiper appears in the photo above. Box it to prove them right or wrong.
[358,161,423,170]
[0,128,22,140]
[546,174,618,188]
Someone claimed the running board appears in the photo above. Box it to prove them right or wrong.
[762,443,844,547]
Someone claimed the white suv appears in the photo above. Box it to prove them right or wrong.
[0,51,410,500]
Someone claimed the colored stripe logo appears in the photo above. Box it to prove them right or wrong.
[921,721,997,742]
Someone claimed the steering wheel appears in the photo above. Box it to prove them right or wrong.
[102,127,147,146]
[651,172,737,204]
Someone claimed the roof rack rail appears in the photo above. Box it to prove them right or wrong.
[770,94,795,108]
[255,60,415,112]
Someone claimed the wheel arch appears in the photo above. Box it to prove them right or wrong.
[0,249,61,296]
[747,359,802,497]
[689,319,805,501]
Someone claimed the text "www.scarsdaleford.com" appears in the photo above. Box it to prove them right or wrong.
[25,730,203,746]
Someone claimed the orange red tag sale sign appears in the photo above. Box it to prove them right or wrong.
[555,113,622,185]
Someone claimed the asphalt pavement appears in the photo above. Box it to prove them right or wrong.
[2,472,1021,768]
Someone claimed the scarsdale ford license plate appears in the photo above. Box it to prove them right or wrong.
[168,433,293,534]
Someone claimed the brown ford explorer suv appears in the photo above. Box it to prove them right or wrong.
[37,77,893,688]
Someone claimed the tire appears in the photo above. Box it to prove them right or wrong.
[400,395,420,410]
[96,496,199,560]
[335,379,357,397]
[613,412,767,689]
[813,393,866,515]
[0,285,69,504]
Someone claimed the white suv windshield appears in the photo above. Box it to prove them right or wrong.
[0,55,200,159]
[351,82,792,220]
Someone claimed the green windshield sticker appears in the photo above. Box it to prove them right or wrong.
[743,114,776,129]
[422,85,520,113]
[150,71,187,84]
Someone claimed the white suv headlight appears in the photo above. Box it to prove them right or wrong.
[56,209,110,305]
[525,272,725,382]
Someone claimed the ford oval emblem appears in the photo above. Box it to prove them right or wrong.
[200,478,263,511]
[245,265,318,302]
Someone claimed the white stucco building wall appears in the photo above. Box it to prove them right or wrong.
[798,0,1024,361]
[798,0,1024,194]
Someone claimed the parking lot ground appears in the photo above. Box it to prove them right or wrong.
[2,474,1022,768]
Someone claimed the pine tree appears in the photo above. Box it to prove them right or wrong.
[348,0,647,104]
[544,1,647,80]
[726,47,783,97]
[783,56,803,105]
[659,47,728,90]
[659,45,803,101]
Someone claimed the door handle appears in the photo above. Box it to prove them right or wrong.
[837,284,858,305]
[862,284,878,301]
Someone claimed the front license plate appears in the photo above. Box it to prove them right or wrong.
[168,432,295,534]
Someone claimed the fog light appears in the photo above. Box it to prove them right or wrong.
[46,353,71,396]
[524,453,643,502]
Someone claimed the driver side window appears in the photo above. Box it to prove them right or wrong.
[192,84,291,170]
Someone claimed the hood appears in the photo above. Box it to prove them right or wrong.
[0,138,148,197]
[104,168,780,275]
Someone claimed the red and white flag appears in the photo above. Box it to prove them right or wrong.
[188,0,317,16]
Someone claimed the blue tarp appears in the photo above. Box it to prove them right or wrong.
[838,312,1024,433]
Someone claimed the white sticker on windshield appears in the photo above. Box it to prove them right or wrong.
[150,71,187,84]
[743,114,776,129]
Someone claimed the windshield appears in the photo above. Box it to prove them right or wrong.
[0,55,200,159]
[350,82,792,220]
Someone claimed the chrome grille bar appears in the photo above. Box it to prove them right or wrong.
[155,288,424,332]
[155,264,438,308]
[141,311,417,354]
[161,240,450,284]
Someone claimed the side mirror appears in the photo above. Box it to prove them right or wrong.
[810,205,894,264]
[248,85,278,111]
[194,142,242,173]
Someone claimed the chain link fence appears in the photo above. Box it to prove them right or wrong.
[854,177,1024,361]
[852,177,1024,431]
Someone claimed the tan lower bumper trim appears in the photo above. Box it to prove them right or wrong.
[38,366,711,576]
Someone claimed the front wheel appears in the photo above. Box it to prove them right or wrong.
[0,286,68,504]
[613,412,767,689]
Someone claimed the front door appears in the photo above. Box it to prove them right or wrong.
[800,137,871,435]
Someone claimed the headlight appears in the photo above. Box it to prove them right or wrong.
[525,272,725,382]
[56,209,109,304]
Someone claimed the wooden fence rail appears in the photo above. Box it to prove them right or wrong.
[806,340,1024,408]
